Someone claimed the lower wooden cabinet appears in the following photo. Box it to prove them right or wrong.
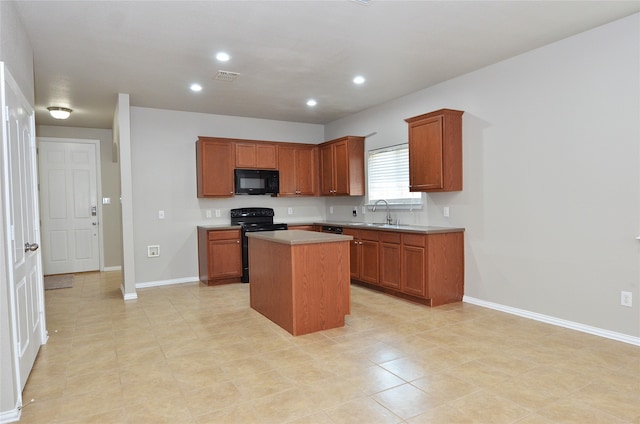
[352,229,464,307]
[197,227,242,285]
[401,233,428,298]
[343,228,379,285]
[379,232,401,290]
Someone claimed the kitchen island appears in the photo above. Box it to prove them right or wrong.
[247,230,352,336]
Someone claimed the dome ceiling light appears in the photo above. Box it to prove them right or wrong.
[47,106,72,119]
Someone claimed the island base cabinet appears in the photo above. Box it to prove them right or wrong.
[249,237,350,336]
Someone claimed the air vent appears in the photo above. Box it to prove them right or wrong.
[215,70,240,82]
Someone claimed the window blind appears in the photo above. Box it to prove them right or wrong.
[367,144,421,205]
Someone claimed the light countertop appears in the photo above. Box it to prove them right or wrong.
[317,222,465,234]
[246,230,352,245]
[198,222,464,234]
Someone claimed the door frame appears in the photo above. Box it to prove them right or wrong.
[37,137,104,272]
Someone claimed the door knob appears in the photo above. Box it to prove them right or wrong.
[24,242,39,252]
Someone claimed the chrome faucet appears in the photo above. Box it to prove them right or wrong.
[372,199,392,224]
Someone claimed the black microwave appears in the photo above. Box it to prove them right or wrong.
[234,169,279,195]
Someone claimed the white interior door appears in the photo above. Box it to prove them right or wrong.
[38,140,100,275]
[2,63,45,390]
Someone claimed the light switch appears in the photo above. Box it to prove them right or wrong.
[205,209,212,218]
[102,197,111,205]
[158,210,165,219]
[215,209,221,218]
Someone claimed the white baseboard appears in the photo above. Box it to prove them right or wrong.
[463,296,640,346]
[120,284,138,301]
[0,404,20,423]
[102,266,122,272]
[136,276,200,289]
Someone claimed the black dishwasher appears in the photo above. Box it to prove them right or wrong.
[321,225,343,234]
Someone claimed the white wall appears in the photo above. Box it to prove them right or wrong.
[129,107,325,285]
[326,14,640,338]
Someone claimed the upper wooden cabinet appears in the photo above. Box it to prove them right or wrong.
[319,136,365,196]
[196,137,235,198]
[405,109,464,192]
[278,144,319,196]
[235,141,277,169]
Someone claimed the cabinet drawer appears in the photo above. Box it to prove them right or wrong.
[208,230,240,241]
[379,232,401,244]
[289,225,316,231]
[402,233,426,247]
[359,229,379,241]
[342,228,358,237]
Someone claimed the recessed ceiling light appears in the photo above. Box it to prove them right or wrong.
[190,83,203,92]
[353,75,366,84]
[216,52,230,62]
[306,99,317,107]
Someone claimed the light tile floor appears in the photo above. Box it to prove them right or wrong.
[19,271,640,423]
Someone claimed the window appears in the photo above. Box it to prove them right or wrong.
[367,143,421,207]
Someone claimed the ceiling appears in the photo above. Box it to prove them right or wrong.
[14,0,640,129]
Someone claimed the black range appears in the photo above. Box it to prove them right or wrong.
[230,207,288,283]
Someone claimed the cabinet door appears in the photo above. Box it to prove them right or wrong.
[236,142,277,169]
[380,242,401,289]
[256,144,277,169]
[402,245,427,298]
[342,229,360,279]
[197,140,234,197]
[295,146,317,195]
[208,239,242,279]
[332,140,350,195]
[319,144,335,195]
[278,145,297,195]
[235,142,256,168]
[409,115,444,191]
[360,240,379,284]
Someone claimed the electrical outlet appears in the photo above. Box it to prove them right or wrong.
[329,206,334,214]
[147,245,160,258]
[158,210,165,219]
[362,206,366,214]
[205,209,212,218]
[621,291,632,307]
[215,209,221,218]
[352,208,357,217]
[288,207,293,215]
[443,206,450,217]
